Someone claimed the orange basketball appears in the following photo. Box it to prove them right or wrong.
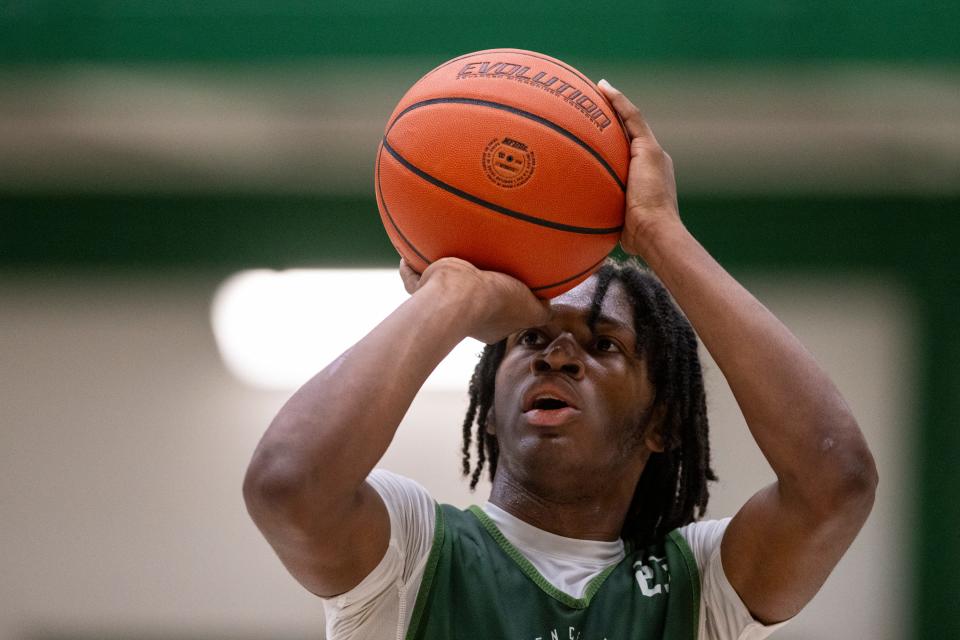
[375,48,629,298]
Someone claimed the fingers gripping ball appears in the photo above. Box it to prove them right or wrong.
[375,48,629,298]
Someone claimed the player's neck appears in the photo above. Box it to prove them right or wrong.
[487,469,632,542]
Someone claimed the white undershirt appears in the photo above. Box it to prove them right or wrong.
[482,501,624,598]
[321,469,789,640]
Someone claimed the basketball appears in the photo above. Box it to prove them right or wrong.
[375,48,630,298]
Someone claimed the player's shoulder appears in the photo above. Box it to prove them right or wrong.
[675,516,732,542]
[673,517,732,571]
[368,468,432,500]
[367,469,436,527]
[676,517,791,640]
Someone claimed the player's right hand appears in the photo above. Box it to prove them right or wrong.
[399,257,551,345]
[596,79,682,260]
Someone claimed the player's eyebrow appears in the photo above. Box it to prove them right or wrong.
[592,314,636,338]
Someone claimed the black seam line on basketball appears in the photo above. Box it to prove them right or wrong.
[386,97,625,193]
[376,143,432,267]
[381,138,623,236]
[415,49,630,144]
[530,255,609,292]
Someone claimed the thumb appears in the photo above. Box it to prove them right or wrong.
[526,297,552,326]
[399,259,421,295]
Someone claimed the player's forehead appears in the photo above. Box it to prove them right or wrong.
[548,274,635,333]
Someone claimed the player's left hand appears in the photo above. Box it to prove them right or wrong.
[597,79,682,258]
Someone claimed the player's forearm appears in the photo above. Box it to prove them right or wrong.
[636,218,877,512]
[244,279,477,511]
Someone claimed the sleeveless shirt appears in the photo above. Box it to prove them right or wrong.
[407,504,700,640]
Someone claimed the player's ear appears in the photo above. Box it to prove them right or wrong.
[643,403,667,453]
[485,412,496,436]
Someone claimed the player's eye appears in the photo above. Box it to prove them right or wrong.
[595,337,621,353]
[518,330,545,346]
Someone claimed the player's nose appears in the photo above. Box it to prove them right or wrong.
[531,335,584,380]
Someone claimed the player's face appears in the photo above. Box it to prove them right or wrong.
[490,276,662,494]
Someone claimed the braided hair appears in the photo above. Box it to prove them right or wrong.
[460,257,717,547]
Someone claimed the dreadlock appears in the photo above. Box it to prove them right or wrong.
[460,257,717,548]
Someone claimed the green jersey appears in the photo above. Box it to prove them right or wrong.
[406,504,701,640]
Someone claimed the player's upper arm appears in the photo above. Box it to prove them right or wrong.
[243,467,391,598]
[720,470,877,625]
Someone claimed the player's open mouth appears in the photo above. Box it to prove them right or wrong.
[523,396,581,426]
[532,396,569,411]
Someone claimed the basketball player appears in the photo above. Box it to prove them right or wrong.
[242,80,877,639]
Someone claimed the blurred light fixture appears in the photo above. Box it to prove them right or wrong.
[211,269,485,391]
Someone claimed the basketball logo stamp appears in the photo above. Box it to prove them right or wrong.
[482,137,536,188]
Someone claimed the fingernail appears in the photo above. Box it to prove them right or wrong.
[598,78,614,91]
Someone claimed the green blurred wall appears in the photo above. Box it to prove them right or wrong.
[3,195,959,639]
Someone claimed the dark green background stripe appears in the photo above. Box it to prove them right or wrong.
[3,194,952,271]
[1,1,958,63]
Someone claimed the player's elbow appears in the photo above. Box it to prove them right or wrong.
[243,443,354,534]
[817,428,879,521]
[835,446,878,511]
[243,445,310,519]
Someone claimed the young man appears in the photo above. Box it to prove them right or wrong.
[242,80,877,640]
